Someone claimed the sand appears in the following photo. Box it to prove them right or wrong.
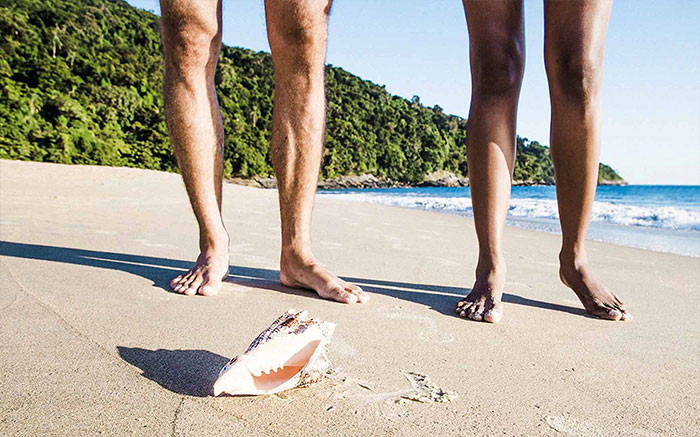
[1,159,698,436]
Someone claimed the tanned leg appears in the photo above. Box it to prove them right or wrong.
[161,0,230,296]
[264,0,369,304]
[455,0,525,323]
[544,0,629,320]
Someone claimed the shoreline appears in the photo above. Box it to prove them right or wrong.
[321,193,700,259]
[316,185,700,258]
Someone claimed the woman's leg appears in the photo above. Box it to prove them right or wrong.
[455,0,525,323]
[544,0,629,320]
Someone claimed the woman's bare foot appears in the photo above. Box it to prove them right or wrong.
[455,258,506,323]
[171,230,230,297]
[559,252,630,321]
[280,250,369,304]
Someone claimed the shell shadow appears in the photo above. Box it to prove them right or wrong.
[117,346,228,397]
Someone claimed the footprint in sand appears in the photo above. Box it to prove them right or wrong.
[379,306,455,344]
[249,232,277,240]
[328,370,456,405]
[544,415,597,435]
[133,238,177,249]
[392,371,457,404]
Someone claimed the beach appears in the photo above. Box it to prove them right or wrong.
[1,159,698,435]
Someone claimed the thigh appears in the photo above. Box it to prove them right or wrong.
[463,0,525,59]
[264,0,333,42]
[543,0,612,66]
[159,0,222,44]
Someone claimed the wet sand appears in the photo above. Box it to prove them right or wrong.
[1,160,698,436]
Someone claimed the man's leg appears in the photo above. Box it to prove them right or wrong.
[264,0,368,304]
[544,0,629,320]
[455,0,524,323]
[161,0,230,296]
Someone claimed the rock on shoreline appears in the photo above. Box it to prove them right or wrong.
[416,171,469,187]
[228,172,470,189]
[598,179,629,186]
[228,173,626,189]
[317,174,403,189]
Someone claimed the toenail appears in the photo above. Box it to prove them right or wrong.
[459,311,466,317]
[608,309,621,319]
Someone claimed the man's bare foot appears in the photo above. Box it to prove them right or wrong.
[455,260,505,323]
[280,251,369,304]
[559,254,630,321]
[171,232,230,297]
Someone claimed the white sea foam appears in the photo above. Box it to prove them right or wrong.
[319,192,700,231]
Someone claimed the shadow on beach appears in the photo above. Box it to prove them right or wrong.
[117,347,229,397]
[2,240,588,396]
[0,240,587,318]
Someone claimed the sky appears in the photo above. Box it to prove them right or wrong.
[127,0,700,185]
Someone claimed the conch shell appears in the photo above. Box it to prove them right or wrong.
[213,309,335,396]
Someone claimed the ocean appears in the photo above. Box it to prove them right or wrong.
[318,185,700,257]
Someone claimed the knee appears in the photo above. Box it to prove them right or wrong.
[471,42,524,97]
[546,50,603,104]
[161,1,221,79]
[267,0,331,50]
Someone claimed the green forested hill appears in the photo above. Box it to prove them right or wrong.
[0,0,624,185]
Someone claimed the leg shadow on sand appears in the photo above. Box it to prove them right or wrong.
[0,240,586,318]
[1,240,586,396]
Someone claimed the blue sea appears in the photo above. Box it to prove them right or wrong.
[318,185,700,257]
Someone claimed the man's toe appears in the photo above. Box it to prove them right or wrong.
[198,279,221,296]
[340,287,359,303]
[347,285,369,303]
[171,273,187,290]
[185,277,204,296]
[354,292,370,303]
[340,289,358,304]
[320,284,357,303]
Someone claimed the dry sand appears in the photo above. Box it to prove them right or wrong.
[1,160,698,436]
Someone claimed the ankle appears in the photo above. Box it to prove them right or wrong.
[475,252,506,277]
[199,226,229,253]
[281,246,315,267]
[559,247,588,272]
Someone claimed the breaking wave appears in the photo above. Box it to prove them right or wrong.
[318,192,700,231]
